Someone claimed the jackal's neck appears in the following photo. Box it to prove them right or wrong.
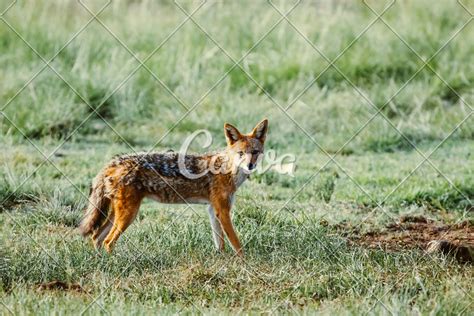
[204,148,248,179]
[220,148,250,186]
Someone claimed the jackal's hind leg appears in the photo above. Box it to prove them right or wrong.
[103,188,142,253]
[93,214,115,249]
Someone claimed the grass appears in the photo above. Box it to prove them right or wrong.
[1,0,473,314]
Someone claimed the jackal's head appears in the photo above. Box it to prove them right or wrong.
[224,119,268,172]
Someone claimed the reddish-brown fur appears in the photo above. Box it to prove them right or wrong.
[79,119,268,256]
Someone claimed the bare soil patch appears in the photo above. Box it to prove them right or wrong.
[346,216,474,263]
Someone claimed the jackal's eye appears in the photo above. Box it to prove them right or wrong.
[238,151,244,157]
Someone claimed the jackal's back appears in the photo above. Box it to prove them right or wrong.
[101,151,215,203]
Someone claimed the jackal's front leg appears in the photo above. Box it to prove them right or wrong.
[208,205,225,252]
[210,195,243,257]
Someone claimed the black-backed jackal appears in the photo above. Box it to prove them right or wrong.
[79,119,268,257]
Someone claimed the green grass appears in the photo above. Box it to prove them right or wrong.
[1,0,473,314]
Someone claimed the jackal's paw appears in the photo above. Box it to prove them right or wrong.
[104,242,115,254]
[93,239,103,250]
[235,249,244,259]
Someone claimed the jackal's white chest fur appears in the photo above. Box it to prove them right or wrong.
[233,168,249,189]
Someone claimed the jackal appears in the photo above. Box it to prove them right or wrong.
[78,119,268,257]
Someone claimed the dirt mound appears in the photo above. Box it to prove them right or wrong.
[36,281,85,292]
[347,217,474,263]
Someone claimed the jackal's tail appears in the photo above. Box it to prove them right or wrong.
[78,175,110,236]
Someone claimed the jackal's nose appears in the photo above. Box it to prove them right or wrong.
[248,163,256,170]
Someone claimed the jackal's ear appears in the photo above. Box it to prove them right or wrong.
[251,119,268,143]
[224,123,242,145]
